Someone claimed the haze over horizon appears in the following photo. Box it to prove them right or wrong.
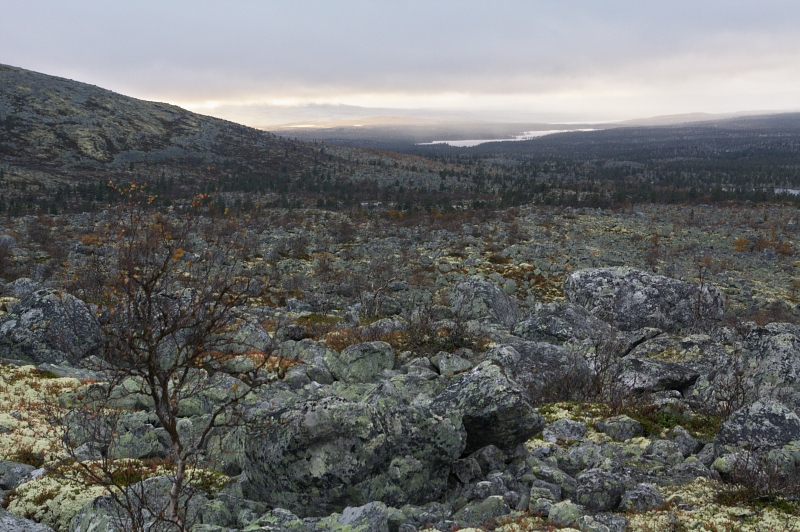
[2,1,800,127]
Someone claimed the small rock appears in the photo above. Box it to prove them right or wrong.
[594,415,644,441]
[547,500,584,527]
[619,483,664,512]
[543,419,587,443]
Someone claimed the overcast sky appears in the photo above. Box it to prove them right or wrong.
[2,1,800,125]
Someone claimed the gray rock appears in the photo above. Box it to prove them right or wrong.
[0,508,54,532]
[529,462,578,499]
[430,361,544,454]
[0,289,101,365]
[314,501,389,532]
[619,483,664,512]
[543,419,587,443]
[3,278,39,299]
[576,515,610,532]
[326,341,395,384]
[646,440,684,466]
[564,267,724,332]
[618,356,699,393]
[242,397,465,517]
[547,500,584,527]
[716,400,800,450]
[471,445,506,475]
[431,352,472,376]
[452,457,482,484]
[0,461,35,490]
[453,496,510,527]
[594,415,644,441]
[449,279,520,328]
[575,468,625,512]
[512,302,613,344]
[592,513,628,532]
[668,426,702,457]
[486,342,591,400]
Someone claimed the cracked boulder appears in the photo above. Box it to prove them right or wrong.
[0,289,101,365]
[242,396,465,517]
[449,279,520,328]
[430,360,544,454]
[564,267,724,333]
[716,400,800,450]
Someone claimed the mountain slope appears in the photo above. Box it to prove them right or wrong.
[0,64,458,213]
[0,63,294,170]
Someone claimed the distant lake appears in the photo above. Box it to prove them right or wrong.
[416,129,597,147]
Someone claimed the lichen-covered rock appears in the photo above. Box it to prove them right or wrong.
[485,342,591,400]
[594,415,644,441]
[576,515,611,532]
[715,400,800,450]
[0,508,54,532]
[564,267,724,332]
[0,289,101,365]
[529,462,578,499]
[313,501,389,532]
[325,341,395,384]
[619,483,664,512]
[646,440,685,466]
[575,468,625,512]
[543,419,587,443]
[430,361,544,454]
[431,352,472,376]
[668,426,702,458]
[512,302,613,344]
[547,500,584,527]
[453,496,511,527]
[242,396,465,517]
[618,356,699,393]
[449,279,520,328]
[471,445,506,476]
[0,460,35,490]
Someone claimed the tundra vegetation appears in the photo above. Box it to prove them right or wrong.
[2,64,800,531]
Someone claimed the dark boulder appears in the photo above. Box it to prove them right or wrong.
[564,267,724,332]
[512,301,612,344]
[716,400,800,450]
[0,289,101,365]
[430,361,544,454]
[449,279,520,328]
[242,396,465,517]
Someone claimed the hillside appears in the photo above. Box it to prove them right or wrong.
[0,64,452,213]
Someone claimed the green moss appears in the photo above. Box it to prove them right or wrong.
[624,406,722,440]
[295,313,340,326]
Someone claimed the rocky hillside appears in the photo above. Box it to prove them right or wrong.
[0,202,796,531]
[0,64,458,214]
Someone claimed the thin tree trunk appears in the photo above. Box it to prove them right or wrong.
[169,454,186,530]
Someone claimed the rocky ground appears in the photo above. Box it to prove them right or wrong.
[0,202,798,531]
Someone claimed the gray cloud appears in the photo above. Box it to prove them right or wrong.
[2,1,799,121]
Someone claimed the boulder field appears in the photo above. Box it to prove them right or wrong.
[1,268,799,531]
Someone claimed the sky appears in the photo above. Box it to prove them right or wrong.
[2,1,800,126]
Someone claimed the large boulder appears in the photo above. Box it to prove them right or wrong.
[512,301,613,344]
[618,356,699,393]
[716,400,800,450]
[430,360,544,454]
[0,508,54,532]
[242,396,465,517]
[449,279,520,328]
[325,341,395,384]
[0,460,35,490]
[485,342,592,400]
[0,289,101,365]
[564,267,724,332]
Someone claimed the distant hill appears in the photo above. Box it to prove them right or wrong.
[0,63,301,172]
[0,64,449,214]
